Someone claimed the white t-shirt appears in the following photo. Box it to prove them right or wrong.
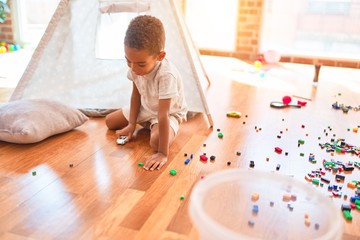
[127,58,188,122]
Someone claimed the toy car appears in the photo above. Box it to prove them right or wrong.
[116,136,128,145]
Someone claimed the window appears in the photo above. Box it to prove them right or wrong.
[185,0,238,51]
[15,0,60,47]
[261,0,360,60]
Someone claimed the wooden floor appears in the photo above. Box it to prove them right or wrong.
[1,55,360,239]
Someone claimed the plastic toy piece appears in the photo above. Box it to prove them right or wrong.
[169,169,177,176]
[283,193,291,202]
[275,147,282,154]
[200,155,208,161]
[184,158,190,165]
[251,193,259,201]
[343,210,352,220]
[180,195,185,200]
[116,136,128,145]
[314,223,320,230]
[297,101,307,106]
[270,102,301,108]
[138,162,144,167]
[218,132,224,138]
[32,171,36,176]
[276,164,280,171]
[210,155,216,161]
[252,205,259,214]
[249,161,255,168]
[226,111,241,118]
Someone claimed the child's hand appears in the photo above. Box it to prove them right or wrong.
[115,124,136,141]
[144,152,167,171]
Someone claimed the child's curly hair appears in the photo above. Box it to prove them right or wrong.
[124,15,165,56]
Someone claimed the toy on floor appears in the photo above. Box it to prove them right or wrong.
[116,136,127,145]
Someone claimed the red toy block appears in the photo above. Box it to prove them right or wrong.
[275,147,283,154]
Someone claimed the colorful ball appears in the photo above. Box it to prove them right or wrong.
[254,60,262,68]
[282,96,292,105]
[8,44,14,52]
[0,46,6,53]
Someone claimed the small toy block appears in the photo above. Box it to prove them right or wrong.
[251,193,259,201]
[184,159,190,165]
[276,164,280,171]
[283,193,291,202]
[249,160,255,168]
[180,195,185,200]
[226,111,241,118]
[315,223,320,230]
[32,171,36,176]
[297,101,307,106]
[343,210,352,220]
[252,205,259,214]
[210,155,216,161]
[275,147,282,154]
[218,132,224,138]
[312,178,320,185]
[169,169,177,176]
[320,177,330,184]
[298,139,305,144]
[200,155,208,161]
[138,162,144,167]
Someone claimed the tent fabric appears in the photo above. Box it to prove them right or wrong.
[10,0,213,126]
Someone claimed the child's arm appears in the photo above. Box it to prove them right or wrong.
[157,98,171,156]
[115,83,141,140]
[143,98,171,171]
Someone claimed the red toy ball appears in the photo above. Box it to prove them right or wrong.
[282,96,292,105]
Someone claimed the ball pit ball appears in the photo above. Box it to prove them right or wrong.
[254,60,262,68]
[282,96,292,105]
[0,46,7,53]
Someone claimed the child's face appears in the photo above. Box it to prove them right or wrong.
[124,47,165,76]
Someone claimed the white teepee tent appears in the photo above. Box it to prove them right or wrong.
[10,0,213,126]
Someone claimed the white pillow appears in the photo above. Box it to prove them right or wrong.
[0,99,89,144]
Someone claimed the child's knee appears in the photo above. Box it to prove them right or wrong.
[105,114,119,130]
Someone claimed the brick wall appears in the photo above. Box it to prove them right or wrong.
[0,2,14,43]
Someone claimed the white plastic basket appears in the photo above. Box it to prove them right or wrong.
[189,169,343,240]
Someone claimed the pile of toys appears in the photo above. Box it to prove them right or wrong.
[0,41,20,53]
